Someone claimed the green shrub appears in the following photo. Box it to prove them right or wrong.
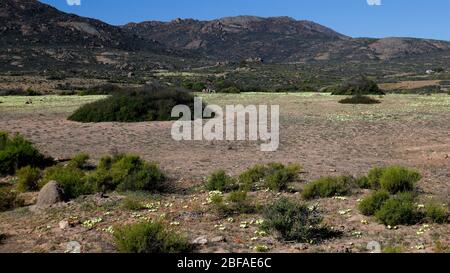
[330,76,385,96]
[0,189,24,212]
[41,165,90,199]
[89,154,167,193]
[67,153,90,170]
[122,196,144,211]
[205,170,237,192]
[25,88,41,96]
[265,164,300,192]
[238,163,300,192]
[355,176,370,189]
[364,167,386,189]
[339,95,381,104]
[379,166,421,194]
[191,82,206,92]
[211,190,255,216]
[358,190,391,216]
[383,245,405,253]
[68,87,198,123]
[301,176,354,200]
[263,198,340,243]
[16,166,41,192]
[375,193,419,226]
[0,132,53,176]
[219,87,241,94]
[114,221,191,253]
[182,81,206,92]
[238,165,268,191]
[425,203,448,224]
[116,163,166,192]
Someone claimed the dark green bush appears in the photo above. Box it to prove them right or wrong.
[263,198,339,243]
[364,167,386,189]
[68,87,198,123]
[211,190,255,216]
[181,81,206,92]
[219,87,241,94]
[0,88,27,96]
[301,176,354,200]
[379,166,421,194]
[375,193,420,226]
[238,163,300,192]
[16,166,41,192]
[114,221,191,253]
[24,88,41,96]
[265,164,300,191]
[83,84,124,95]
[339,95,381,104]
[425,203,448,224]
[0,88,41,96]
[89,154,167,193]
[205,170,237,192]
[67,153,90,170]
[330,76,385,96]
[238,165,268,191]
[358,190,391,216]
[0,132,53,176]
[0,189,24,212]
[41,165,90,199]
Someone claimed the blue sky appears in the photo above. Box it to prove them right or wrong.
[40,0,450,40]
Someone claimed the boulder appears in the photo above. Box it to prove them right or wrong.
[36,181,65,208]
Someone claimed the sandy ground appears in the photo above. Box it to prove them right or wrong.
[0,93,449,253]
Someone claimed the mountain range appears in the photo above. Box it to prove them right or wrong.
[1,0,450,72]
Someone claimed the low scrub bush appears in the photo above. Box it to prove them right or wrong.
[358,190,391,216]
[238,165,268,191]
[41,165,90,199]
[329,76,385,96]
[301,176,354,200]
[263,198,340,243]
[379,166,421,194]
[68,87,198,123]
[89,154,167,193]
[238,163,300,192]
[67,153,90,170]
[219,87,241,94]
[0,88,41,96]
[182,81,206,92]
[16,166,41,192]
[0,189,24,212]
[339,95,381,104]
[211,190,255,216]
[114,221,191,253]
[357,167,386,189]
[265,163,300,192]
[121,196,144,211]
[425,203,448,224]
[205,170,237,192]
[0,132,53,176]
[375,193,420,226]
[383,245,405,253]
[358,166,421,193]
[83,84,124,95]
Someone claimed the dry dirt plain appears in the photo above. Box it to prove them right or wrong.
[0,92,449,253]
